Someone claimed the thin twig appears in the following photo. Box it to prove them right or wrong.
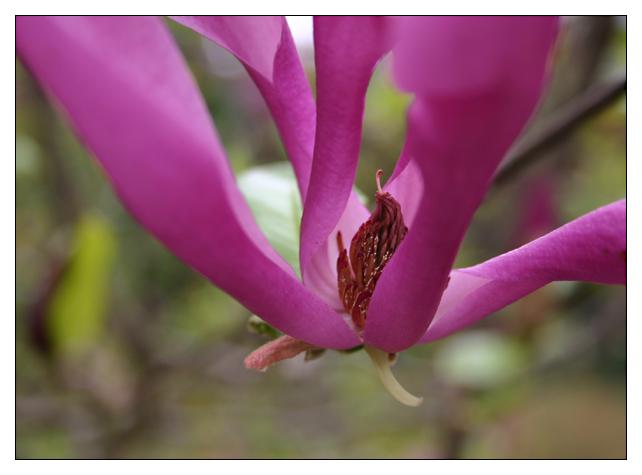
[495,71,626,186]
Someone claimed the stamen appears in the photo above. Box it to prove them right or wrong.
[376,169,384,194]
[364,346,423,406]
[336,170,408,329]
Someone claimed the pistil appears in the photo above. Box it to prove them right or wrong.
[365,346,423,406]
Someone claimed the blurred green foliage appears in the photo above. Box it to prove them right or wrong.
[237,163,303,277]
[47,215,117,353]
[16,17,625,459]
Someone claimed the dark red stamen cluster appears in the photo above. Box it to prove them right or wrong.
[337,176,408,328]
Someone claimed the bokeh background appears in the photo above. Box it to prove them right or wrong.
[15,16,626,459]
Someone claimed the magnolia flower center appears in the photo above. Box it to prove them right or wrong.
[337,170,408,328]
[245,171,422,407]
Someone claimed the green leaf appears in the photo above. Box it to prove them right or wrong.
[47,215,117,353]
[237,161,369,279]
[237,162,303,277]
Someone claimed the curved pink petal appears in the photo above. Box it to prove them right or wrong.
[171,16,317,199]
[419,199,626,343]
[170,16,282,79]
[172,15,372,312]
[366,16,560,352]
[299,17,392,276]
[463,199,626,284]
[303,192,370,315]
[383,144,424,227]
[17,16,360,349]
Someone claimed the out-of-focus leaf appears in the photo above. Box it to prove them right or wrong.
[237,162,303,277]
[47,215,117,353]
[16,134,41,176]
[237,162,369,279]
[434,330,529,389]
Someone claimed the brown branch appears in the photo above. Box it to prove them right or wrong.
[494,71,626,186]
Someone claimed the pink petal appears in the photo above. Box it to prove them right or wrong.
[244,335,321,371]
[299,16,391,278]
[420,199,626,343]
[170,16,283,79]
[365,16,560,353]
[383,144,424,227]
[172,15,372,318]
[303,193,370,315]
[17,16,359,349]
[171,16,317,199]
[463,200,626,284]
[392,16,559,97]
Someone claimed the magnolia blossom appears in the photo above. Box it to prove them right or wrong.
[17,16,626,405]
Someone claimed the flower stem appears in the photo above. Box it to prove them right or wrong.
[495,71,626,185]
[364,346,423,407]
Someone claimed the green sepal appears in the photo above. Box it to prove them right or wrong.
[247,315,282,340]
[338,345,364,354]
